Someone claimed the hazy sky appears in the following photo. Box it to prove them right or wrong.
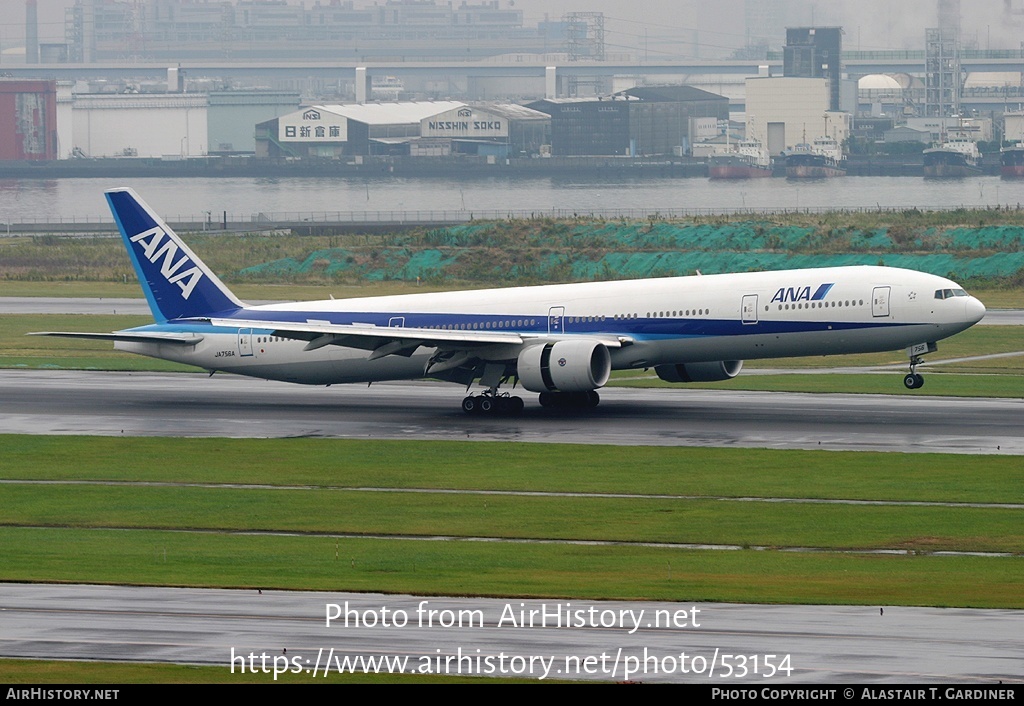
[4,0,1024,60]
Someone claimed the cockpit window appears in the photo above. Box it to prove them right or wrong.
[952,288,967,297]
[935,288,970,300]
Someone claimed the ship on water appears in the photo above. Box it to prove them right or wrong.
[1000,142,1024,178]
[785,135,847,178]
[708,138,773,179]
[923,130,982,177]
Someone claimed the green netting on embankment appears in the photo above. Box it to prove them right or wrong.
[238,248,1024,282]
[412,222,1024,253]
[569,252,1024,279]
[944,226,1024,250]
[233,221,1024,283]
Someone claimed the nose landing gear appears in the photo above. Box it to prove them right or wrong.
[903,342,937,390]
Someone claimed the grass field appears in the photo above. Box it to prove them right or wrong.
[2,437,1021,609]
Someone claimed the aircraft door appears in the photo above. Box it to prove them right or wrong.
[741,294,759,324]
[548,306,565,334]
[238,328,254,357]
[872,287,891,317]
[389,317,405,328]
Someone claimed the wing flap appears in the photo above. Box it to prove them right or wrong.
[204,317,526,349]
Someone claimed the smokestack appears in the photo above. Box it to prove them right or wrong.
[26,0,39,64]
[938,0,961,35]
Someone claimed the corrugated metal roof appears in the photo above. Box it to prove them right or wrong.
[474,103,551,121]
[621,85,726,102]
[316,101,466,125]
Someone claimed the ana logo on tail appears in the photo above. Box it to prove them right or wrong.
[129,226,204,300]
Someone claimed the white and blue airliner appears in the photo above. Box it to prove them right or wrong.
[33,188,987,414]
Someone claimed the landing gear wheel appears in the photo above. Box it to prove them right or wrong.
[903,373,924,390]
[461,393,524,415]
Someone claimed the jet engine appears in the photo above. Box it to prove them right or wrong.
[517,340,611,393]
[655,360,743,383]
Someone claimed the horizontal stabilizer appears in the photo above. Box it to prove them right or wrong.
[28,331,205,345]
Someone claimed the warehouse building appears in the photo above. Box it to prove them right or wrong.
[256,101,549,158]
[418,104,550,157]
[257,101,465,158]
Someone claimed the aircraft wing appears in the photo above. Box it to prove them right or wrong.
[201,316,625,360]
[28,331,205,345]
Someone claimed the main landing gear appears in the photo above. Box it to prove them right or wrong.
[460,389,602,414]
[461,391,525,415]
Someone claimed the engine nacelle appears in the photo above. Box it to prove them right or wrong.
[517,340,612,393]
[655,360,743,383]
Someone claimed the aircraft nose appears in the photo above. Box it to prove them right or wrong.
[966,296,986,324]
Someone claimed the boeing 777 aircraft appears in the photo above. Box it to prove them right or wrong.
[33,188,986,414]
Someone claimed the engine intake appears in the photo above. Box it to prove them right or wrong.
[655,360,743,383]
[518,340,612,393]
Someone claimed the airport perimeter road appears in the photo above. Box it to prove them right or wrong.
[0,584,1020,683]
[1,370,1022,454]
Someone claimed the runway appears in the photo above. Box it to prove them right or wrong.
[1,584,1021,683]
[2,369,1023,453]
[4,300,1023,683]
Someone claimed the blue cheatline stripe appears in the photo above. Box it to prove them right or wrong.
[204,310,913,340]
[811,283,835,300]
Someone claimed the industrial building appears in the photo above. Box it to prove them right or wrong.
[0,79,58,160]
[746,77,850,156]
[528,86,727,157]
[70,93,207,159]
[0,78,300,161]
[783,27,844,112]
[208,91,301,155]
[255,101,549,158]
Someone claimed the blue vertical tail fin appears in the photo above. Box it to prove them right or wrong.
[106,187,244,322]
